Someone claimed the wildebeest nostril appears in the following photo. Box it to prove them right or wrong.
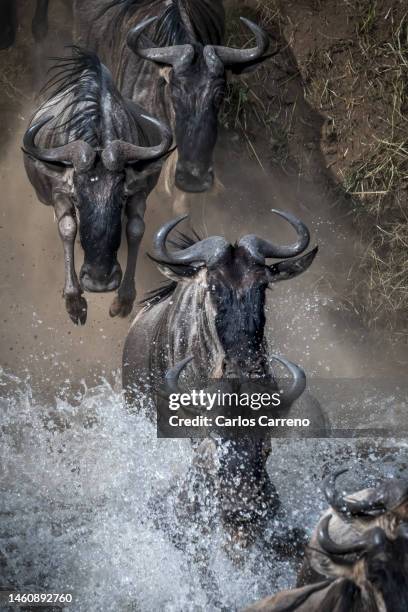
[175,167,214,193]
[80,262,122,293]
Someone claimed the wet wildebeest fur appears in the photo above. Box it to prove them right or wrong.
[297,469,408,587]
[76,0,273,193]
[123,212,328,546]
[23,47,172,324]
[0,0,49,48]
[244,518,408,611]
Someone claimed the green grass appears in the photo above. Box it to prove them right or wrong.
[221,2,290,167]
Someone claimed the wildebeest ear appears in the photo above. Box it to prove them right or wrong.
[228,50,278,75]
[159,66,172,83]
[24,153,67,180]
[266,247,318,283]
[124,166,150,195]
[156,262,196,282]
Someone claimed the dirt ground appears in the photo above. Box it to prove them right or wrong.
[1,0,407,400]
[226,0,408,334]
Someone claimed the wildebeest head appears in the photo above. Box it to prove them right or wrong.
[127,17,271,193]
[317,516,408,612]
[24,113,171,292]
[245,519,408,611]
[152,210,317,374]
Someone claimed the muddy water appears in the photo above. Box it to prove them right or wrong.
[0,2,407,611]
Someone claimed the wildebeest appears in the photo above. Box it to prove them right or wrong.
[123,212,326,543]
[23,47,172,324]
[0,0,49,49]
[298,468,408,585]
[244,519,408,611]
[77,0,273,193]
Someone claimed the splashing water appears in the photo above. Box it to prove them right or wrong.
[0,370,406,611]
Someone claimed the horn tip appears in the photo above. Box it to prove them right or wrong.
[175,214,189,223]
[239,16,254,26]
[319,514,332,532]
[127,16,158,43]
[322,467,348,488]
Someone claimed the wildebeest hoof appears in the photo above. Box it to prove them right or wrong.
[109,296,134,318]
[65,294,87,325]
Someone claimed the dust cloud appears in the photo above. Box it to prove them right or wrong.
[0,0,406,400]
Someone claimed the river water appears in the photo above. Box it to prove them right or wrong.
[1,369,407,611]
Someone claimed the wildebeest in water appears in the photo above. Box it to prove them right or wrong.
[123,212,327,545]
[77,0,273,193]
[244,481,408,611]
[298,468,408,587]
[23,47,172,324]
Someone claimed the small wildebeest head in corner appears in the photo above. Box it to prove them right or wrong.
[298,468,408,584]
[244,518,408,611]
[23,48,172,323]
[127,14,273,193]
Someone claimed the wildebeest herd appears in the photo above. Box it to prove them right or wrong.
[4,0,406,609]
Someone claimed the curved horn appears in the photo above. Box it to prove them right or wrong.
[323,469,354,516]
[101,114,172,171]
[317,515,367,556]
[208,18,269,67]
[323,469,388,518]
[164,356,194,395]
[161,357,211,417]
[127,17,195,71]
[270,354,306,405]
[23,116,96,172]
[238,210,311,263]
[152,216,230,267]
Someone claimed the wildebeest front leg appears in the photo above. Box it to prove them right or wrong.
[32,0,49,42]
[54,198,87,325]
[110,195,146,318]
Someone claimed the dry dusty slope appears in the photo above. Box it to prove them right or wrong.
[227,0,408,337]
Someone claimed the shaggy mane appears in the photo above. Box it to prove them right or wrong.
[41,47,108,146]
[40,46,144,148]
[99,0,225,46]
[142,229,202,310]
